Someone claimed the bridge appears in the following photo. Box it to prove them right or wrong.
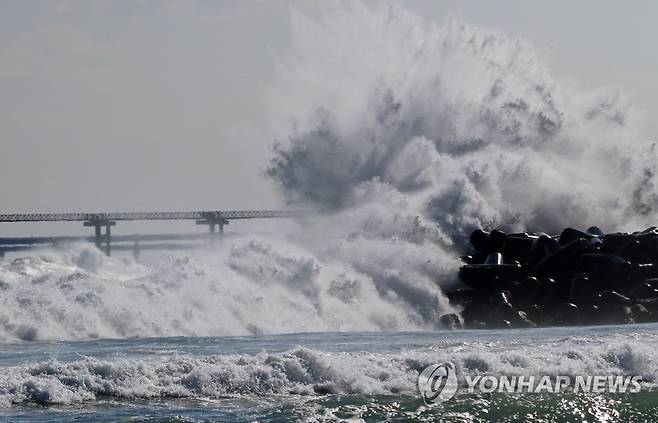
[0,209,309,257]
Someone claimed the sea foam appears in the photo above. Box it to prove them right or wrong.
[0,240,448,342]
[1,332,655,406]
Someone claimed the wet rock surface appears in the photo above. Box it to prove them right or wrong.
[445,226,658,329]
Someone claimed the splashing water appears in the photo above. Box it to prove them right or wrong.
[2,3,657,342]
[263,1,658,330]
[268,3,657,234]
[0,241,444,342]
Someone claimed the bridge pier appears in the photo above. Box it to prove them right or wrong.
[132,235,140,260]
[105,223,112,256]
[196,217,229,244]
[84,219,116,256]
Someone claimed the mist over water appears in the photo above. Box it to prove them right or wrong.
[2,3,658,343]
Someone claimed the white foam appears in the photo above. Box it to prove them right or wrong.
[0,239,451,342]
[0,333,655,406]
[267,3,657,244]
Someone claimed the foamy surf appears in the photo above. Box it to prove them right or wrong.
[0,329,656,421]
[0,238,453,343]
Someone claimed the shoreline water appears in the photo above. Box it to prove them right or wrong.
[1,326,657,421]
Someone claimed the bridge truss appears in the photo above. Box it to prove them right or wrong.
[0,209,309,256]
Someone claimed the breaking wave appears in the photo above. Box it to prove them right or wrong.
[268,3,657,237]
[1,2,657,342]
[0,243,444,342]
[1,332,656,406]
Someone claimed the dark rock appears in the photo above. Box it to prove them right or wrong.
[569,274,596,306]
[579,254,630,276]
[643,278,658,289]
[626,283,658,299]
[630,304,652,323]
[510,310,537,328]
[503,235,538,259]
[601,233,636,253]
[491,276,521,292]
[464,320,487,329]
[470,229,490,252]
[579,254,631,291]
[632,263,658,280]
[491,291,514,318]
[590,238,603,249]
[532,277,560,308]
[607,305,634,324]
[635,233,658,259]
[549,302,580,326]
[457,225,658,329]
[530,238,590,278]
[581,305,604,325]
[524,304,544,325]
[439,313,463,330]
[475,229,507,261]
[586,226,605,237]
[614,240,648,263]
[458,263,523,289]
[636,298,658,314]
[485,252,504,265]
[595,290,632,307]
[446,289,483,304]
[509,276,539,299]
[559,228,597,245]
[488,319,512,329]
[537,235,560,257]
[521,276,540,291]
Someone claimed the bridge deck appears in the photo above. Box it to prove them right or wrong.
[0,209,309,257]
[0,210,307,222]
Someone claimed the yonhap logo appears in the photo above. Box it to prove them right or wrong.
[418,361,458,404]
[417,362,642,404]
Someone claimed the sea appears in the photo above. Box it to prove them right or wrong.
[1,325,657,422]
[0,240,657,422]
[4,1,658,421]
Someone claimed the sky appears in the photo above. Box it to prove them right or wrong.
[1,0,657,236]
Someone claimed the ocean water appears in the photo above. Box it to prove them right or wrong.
[3,2,658,421]
[1,326,657,422]
[0,234,656,422]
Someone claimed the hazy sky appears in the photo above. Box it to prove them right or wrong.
[1,0,657,235]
